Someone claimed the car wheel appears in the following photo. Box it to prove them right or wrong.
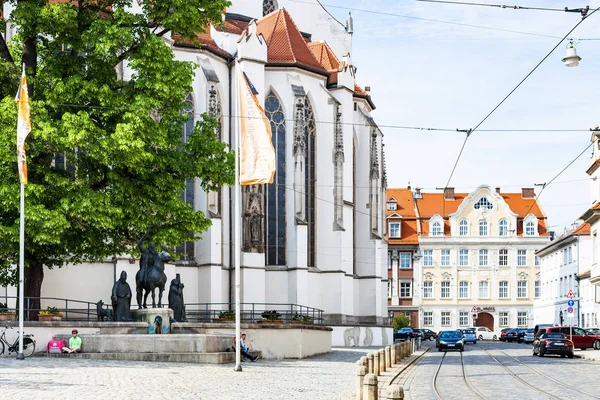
[561,354,566,358]
[568,353,574,359]
[478,335,483,340]
[438,347,443,352]
[429,336,434,341]
[460,346,464,352]
[594,340,600,350]
[539,350,544,357]
[493,335,497,341]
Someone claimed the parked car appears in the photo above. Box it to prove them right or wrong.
[522,328,535,344]
[394,328,419,342]
[459,328,477,344]
[504,328,521,342]
[419,328,438,341]
[516,328,529,343]
[534,323,553,336]
[499,328,513,341]
[475,327,498,341]
[533,332,574,358]
[537,326,600,350]
[438,330,465,352]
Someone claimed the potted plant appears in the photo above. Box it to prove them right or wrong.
[258,310,283,324]
[38,306,64,322]
[290,313,313,325]
[0,303,16,321]
[212,310,235,323]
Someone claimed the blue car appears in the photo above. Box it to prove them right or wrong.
[438,330,465,352]
[459,328,477,344]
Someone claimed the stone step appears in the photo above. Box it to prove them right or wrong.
[43,351,235,364]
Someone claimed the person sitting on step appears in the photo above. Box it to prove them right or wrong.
[62,330,82,353]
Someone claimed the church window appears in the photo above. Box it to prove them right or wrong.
[474,197,493,210]
[176,93,195,261]
[304,97,316,267]
[263,0,278,16]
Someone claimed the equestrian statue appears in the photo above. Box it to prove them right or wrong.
[136,230,171,308]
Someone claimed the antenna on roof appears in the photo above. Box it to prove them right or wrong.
[346,12,354,34]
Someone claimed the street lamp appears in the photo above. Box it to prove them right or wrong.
[562,40,581,67]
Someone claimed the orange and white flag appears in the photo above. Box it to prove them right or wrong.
[15,69,31,185]
[238,71,275,185]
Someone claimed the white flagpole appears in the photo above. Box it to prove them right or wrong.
[17,181,25,360]
[234,65,242,372]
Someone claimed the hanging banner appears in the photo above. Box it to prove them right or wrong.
[15,69,31,184]
[238,71,276,185]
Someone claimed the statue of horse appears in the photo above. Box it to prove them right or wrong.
[137,250,171,309]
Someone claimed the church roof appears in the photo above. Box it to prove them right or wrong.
[173,29,231,59]
[307,41,343,85]
[255,9,327,76]
[214,17,250,35]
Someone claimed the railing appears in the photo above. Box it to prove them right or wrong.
[0,297,324,325]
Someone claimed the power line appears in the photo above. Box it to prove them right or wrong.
[415,0,587,14]
[443,7,599,189]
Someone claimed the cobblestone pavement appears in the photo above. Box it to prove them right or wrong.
[0,347,371,400]
[402,340,600,400]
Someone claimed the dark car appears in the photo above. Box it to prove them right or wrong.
[437,330,465,352]
[394,328,418,342]
[413,329,425,340]
[503,328,522,342]
[533,332,574,358]
[459,328,477,344]
[516,328,529,343]
[537,326,600,350]
[499,328,513,341]
[420,328,438,341]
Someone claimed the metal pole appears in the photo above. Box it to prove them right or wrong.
[16,183,24,360]
[234,66,242,373]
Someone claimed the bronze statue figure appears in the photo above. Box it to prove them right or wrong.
[138,250,171,308]
[111,271,132,321]
[168,273,186,322]
[136,229,158,309]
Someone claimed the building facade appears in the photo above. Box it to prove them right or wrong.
[534,224,590,326]
[386,185,550,332]
[1,1,390,337]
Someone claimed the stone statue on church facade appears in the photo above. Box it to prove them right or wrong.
[243,184,265,253]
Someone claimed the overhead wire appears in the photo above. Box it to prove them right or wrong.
[415,0,581,13]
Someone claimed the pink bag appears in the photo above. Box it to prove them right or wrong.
[47,339,66,353]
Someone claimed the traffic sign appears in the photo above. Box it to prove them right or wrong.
[566,289,576,299]
[567,306,574,314]
[471,306,478,313]
[567,299,575,307]
[472,313,478,319]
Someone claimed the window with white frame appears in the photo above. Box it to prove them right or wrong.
[441,249,451,266]
[517,311,527,326]
[441,311,451,326]
[459,281,469,298]
[499,249,508,266]
[525,221,535,236]
[534,280,540,298]
[517,250,527,266]
[459,311,469,326]
[400,253,411,269]
[562,249,568,266]
[432,222,442,236]
[498,281,509,298]
[459,219,468,236]
[499,311,509,327]
[424,311,433,326]
[387,202,397,211]
[568,246,573,263]
[424,250,433,267]
[459,249,469,266]
[517,280,528,298]
[387,281,391,298]
[388,252,392,269]
[423,281,433,298]
[474,197,493,210]
[499,219,508,236]
[535,255,540,266]
[479,220,488,236]
[479,281,489,298]
[479,249,489,266]
[441,281,450,299]
[389,222,400,238]
[400,281,412,298]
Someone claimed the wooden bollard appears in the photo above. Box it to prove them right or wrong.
[385,346,391,369]
[362,373,378,400]
[386,385,404,400]
[356,364,367,399]
[374,350,380,376]
[379,349,386,373]
[367,352,374,374]
[390,345,396,366]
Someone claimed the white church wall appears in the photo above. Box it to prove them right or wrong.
[265,270,289,303]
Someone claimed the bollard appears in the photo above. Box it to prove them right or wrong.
[356,365,367,399]
[361,356,368,369]
[395,343,400,362]
[390,344,396,366]
[386,385,404,400]
[362,373,378,400]
[367,352,374,374]
[385,346,391,369]
[410,338,415,355]
[379,348,386,373]
[374,350,380,376]
[403,341,408,358]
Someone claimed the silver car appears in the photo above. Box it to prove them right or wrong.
[523,328,535,344]
[460,328,477,344]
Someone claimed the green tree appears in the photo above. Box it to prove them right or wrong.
[393,314,411,331]
[0,0,233,312]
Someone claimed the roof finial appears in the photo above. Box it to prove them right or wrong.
[346,12,354,34]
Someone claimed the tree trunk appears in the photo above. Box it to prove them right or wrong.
[24,262,43,321]
[22,36,37,95]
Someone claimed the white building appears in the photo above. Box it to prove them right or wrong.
[1,1,390,343]
[534,223,590,326]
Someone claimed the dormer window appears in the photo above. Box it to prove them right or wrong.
[523,214,538,236]
[429,215,444,236]
[389,222,400,238]
[387,199,397,211]
[432,222,442,236]
[474,197,493,210]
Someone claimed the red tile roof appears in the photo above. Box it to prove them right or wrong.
[254,9,327,75]
[573,222,591,235]
[307,41,345,85]
[386,189,419,245]
[214,18,249,35]
[173,28,231,58]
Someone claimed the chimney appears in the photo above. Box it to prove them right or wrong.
[407,182,411,190]
[444,187,455,200]
[496,187,501,194]
[522,188,535,198]
[365,86,371,92]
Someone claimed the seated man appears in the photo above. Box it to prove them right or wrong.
[232,335,257,362]
[62,329,82,353]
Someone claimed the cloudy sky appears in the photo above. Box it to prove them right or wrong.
[317,0,600,234]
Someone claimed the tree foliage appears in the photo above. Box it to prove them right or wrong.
[393,314,411,331]
[0,0,233,289]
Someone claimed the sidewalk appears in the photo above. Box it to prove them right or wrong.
[376,347,430,398]
[574,348,600,361]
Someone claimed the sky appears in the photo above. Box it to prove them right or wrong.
[318,0,600,234]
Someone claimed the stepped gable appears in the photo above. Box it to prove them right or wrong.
[307,41,344,84]
[173,28,231,59]
[254,9,327,76]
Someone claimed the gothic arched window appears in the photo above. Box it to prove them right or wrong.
[263,0,278,16]
[265,90,286,265]
[208,84,223,141]
[304,97,316,267]
[177,93,195,260]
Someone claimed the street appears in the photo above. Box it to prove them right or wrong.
[398,340,600,400]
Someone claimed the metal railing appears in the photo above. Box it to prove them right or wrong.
[0,297,324,324]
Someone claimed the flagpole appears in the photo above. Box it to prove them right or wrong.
[234,64,242,372]
[16,181,25,360]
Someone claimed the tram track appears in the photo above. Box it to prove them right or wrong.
[433,351,487,400]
